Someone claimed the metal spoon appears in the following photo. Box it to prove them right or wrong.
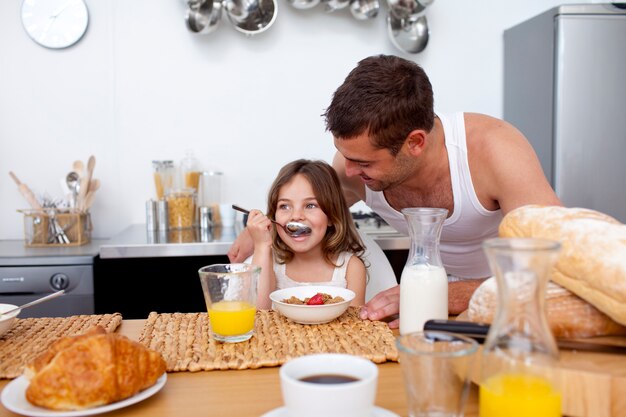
[0,290,65,318]
[231,205,312,237]
[66,171,80,209]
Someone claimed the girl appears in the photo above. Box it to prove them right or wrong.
[247,159,367,309]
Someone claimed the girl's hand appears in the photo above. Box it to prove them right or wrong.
[246,210,273,247]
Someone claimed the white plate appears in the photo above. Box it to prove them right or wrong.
[260,405,400,417]
[1,373,167,417]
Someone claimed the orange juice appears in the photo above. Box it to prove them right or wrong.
[208,301,256,336]
[480,373,561,417]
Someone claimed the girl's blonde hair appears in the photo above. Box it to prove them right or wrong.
[268,159,365,266]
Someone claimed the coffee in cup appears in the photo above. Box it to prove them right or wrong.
[279,353,378,417]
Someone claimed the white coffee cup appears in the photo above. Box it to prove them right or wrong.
[279,353,378,417]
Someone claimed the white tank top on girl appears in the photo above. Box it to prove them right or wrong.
[365,112,502,280]
[274,251,353,289]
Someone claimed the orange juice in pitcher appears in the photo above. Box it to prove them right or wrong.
[480,373,561,417]
[480,238,563,417]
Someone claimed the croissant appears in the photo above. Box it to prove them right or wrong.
[25,327,166,411]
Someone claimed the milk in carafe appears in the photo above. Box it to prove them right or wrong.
[399,208,449,335]
[399,264,448,335]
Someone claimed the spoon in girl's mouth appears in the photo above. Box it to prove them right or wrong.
[231,205,312,237]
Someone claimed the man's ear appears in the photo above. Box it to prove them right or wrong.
[404,130,427,156]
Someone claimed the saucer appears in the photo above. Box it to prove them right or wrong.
[260,406,400,417]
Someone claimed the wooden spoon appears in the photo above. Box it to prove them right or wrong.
[82,191,97,212]
[77,155,95,205]
[72,160,84,178]
[89,178,100,193]
[9,171,43,211]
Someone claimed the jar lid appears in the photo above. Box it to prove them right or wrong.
[152,160,174,167]
[166,188,196,197]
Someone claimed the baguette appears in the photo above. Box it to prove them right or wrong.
[467,277,626,338]
[498,205,626,326]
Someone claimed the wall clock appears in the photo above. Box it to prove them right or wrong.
[21,0,89,49]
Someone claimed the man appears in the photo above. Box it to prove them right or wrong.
[229,54,561,327]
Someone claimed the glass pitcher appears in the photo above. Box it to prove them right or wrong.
[480,237,562,417]
[399,207,448,335]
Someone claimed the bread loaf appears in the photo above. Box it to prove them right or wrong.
[467,277,626,338]
[25,327,166,411]
[498,205,626,326]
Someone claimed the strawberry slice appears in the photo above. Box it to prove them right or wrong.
[306,293,325,305]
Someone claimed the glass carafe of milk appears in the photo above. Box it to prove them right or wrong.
[399,207,448,335]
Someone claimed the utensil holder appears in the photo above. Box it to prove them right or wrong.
[20,209,92,247]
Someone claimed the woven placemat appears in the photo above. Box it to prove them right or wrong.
[139,307,398,372]
[0,313,123,379]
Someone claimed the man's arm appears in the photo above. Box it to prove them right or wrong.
[227,228,254,263]
[444,114,560,314]
[448,279,487,315]
[467,113,562,215]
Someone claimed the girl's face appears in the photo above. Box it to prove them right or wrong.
[275,174,329,253]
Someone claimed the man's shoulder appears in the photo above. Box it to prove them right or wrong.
[464,113,524,151]
[464,113,514,135]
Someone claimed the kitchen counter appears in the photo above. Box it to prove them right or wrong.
[99,224,410,259]
[99,224,244,259]
[0,239,108,266]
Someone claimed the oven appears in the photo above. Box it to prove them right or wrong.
[0,242,97,318]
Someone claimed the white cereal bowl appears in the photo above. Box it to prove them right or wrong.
[0,304,19,338]
[269,285,355,325]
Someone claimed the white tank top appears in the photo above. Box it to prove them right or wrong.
[365,112,502,279]
[274,252,353,289]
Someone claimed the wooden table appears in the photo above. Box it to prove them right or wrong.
[0,319,480,417]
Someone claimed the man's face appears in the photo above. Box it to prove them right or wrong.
[334,132,413,192]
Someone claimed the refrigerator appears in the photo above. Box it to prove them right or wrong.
[504,3,626,222]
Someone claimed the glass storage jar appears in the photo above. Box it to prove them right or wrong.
[152,160,176,200]
[166,189,197,229]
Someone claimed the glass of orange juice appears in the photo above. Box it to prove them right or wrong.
[198,263,260,343]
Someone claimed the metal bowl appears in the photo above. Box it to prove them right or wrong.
[321,0,350,12]
[385,0,424,20]
[225,0,277,36]
[349,0,379,20]
[186,0,223,34]
[286,0,321,10]
[387,12,429,54]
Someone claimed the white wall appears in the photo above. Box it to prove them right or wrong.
[0,0,588,240]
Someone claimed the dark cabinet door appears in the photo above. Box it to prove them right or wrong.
[94,255,229,319]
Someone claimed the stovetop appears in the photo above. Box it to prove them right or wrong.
[351,211,389,230]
